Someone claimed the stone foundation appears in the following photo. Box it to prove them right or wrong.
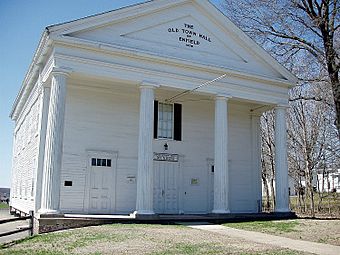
[34,217,124,234]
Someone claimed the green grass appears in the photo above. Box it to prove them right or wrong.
[0,250,65,255]
[223,220,299,234]
[0,226,133,255]
[151,243,224,255]
[0,203,9,209]
[240,251,305,255]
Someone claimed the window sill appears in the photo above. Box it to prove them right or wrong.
[154,138,182,142]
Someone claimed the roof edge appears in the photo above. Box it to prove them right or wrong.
[10,29,50,120]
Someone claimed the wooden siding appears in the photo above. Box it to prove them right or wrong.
[10,83,41,213]
[60,82,260,214]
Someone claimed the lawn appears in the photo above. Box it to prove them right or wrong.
[0,224,311,255]
[0,203,9,209]
[223,219,340,246]
[223,220,299,234]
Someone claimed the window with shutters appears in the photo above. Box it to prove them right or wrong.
[158,103,173,139]
[154,101,182,141]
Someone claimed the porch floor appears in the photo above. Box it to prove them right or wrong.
[62,212,296,222]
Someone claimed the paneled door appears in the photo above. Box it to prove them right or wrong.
[88,157,114,214]
[153,161,179,214]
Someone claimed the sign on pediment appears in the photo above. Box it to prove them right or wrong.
[168,23,212,48]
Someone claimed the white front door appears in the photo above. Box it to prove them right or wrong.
[153,161,179,214]
[88,157,115,214]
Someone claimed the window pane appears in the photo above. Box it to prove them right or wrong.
[157,103,174,139]
[107,159,112,167]
[91,158,96,166]
[97,158,101,166]
[102,159,106,167]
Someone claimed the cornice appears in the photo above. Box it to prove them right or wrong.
[10,31,52,120]
[54,53,289,105]
[54,36,295,89]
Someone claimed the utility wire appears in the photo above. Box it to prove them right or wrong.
[165,74,227,103]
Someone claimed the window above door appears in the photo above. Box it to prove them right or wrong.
[91,158,112,167]
[154,101,182,141]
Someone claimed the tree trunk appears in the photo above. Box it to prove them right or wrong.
[330,75,340,138]
[262,176,270,211]
[270,177,276,210]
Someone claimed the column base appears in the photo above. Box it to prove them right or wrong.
[275,208,291,213]
[132,210,159,220]
[38,208,61,215]
[133,209,155,215]
[211,209,230,214]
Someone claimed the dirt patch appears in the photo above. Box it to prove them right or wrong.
[280,219,340,246]
[224,219,340,246]
[0,224,313,255]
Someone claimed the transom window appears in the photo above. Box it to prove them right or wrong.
[158,103,173,139]
[91,158,112,167]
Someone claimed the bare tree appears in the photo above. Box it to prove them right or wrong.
[287,83,332,216]
[222,0,340,137]
[261,112,276,210]
[221,0,340,215]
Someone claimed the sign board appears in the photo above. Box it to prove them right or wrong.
[153,153,179,162]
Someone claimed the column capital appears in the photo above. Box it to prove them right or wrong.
[51,67,72,77]
[140,81,160,89]
[215,93,232,101]
[274,104,289,110]
[250,111,263,117]
[39,82,51,93]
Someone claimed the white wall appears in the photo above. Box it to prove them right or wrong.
[10,84,41,213]
[59,81,260,214]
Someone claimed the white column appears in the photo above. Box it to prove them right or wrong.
[212,95,230,214]
[39,69,70,214]
[135,82,158,215]
[274,105,290,212]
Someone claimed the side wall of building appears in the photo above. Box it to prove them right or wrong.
[10,83,42,214]
[59,82,261,214]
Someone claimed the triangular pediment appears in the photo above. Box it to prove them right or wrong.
[49,0,297,83]
[120,15,246,63]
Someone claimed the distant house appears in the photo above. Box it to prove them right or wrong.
[0,188,10,202]
[9,0,296,221]
[262,175,298,198]
[316,169,340,193]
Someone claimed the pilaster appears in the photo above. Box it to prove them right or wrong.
[35,83,51,212]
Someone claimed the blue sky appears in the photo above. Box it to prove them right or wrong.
[0,0,221,188]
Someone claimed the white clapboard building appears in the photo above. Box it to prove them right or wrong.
[10,0,296,219]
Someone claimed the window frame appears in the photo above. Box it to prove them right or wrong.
[154,101,182,141]
[157,102,175,140]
